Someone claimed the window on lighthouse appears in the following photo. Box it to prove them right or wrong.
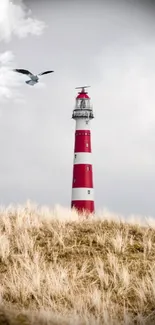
[80,99,86,108]
[86,143,89,147]
[88,190,90,194]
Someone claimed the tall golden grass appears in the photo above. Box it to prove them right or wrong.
[0,201,155,324]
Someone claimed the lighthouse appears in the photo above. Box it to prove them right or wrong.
[71,86,95,214]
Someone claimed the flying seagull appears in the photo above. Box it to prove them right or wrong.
[13,69,54,86]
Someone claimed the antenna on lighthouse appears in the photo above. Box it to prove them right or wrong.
[75,86,91,92]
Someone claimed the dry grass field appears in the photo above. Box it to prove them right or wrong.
[0,202,155,325]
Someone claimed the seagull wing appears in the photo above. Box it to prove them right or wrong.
[38,70,54,76]
[13,69,33,76]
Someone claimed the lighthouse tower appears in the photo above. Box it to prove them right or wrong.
[71,86,95,214]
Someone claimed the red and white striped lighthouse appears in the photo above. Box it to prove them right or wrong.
[71,86,95,214]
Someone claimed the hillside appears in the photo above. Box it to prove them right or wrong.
[0,202,155,325]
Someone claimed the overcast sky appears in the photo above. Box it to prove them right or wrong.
[0,0,155,216]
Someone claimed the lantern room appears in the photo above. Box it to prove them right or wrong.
[75,87,91,109]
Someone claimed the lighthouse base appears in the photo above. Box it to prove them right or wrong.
[71,200,95,214]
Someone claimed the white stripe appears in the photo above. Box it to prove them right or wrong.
[75,119,91,130]
[74,152,92,165]
[71,188,94,201]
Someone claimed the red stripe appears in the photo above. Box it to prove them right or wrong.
[72,164,93,188]
[74,131,92,153]
[71,200,95,213]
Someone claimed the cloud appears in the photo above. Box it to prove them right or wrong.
[0,51,14,65]
[0,0,46,101]
[0,0,46,42]
[0,51,24,102]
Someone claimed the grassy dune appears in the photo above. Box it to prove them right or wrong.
[0,202,155,324]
